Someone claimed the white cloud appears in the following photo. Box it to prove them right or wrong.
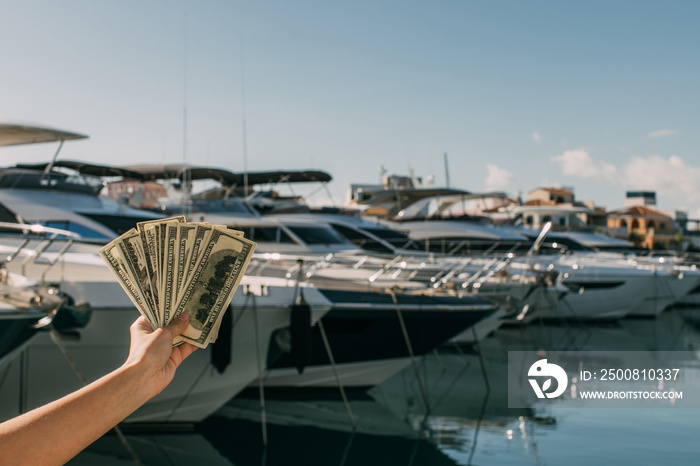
[646,129,679,139]
[485,164,514,191]
[550,150,619,184]
[551,149,700,208]
[532,132,542,143]
[623,155,700,204]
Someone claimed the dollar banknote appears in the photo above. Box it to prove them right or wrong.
[100,217,256,348]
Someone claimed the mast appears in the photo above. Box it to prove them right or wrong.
[241,39,249,197]
[443,152,450,188]
[181,3,190,216]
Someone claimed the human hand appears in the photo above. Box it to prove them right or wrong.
[123,314,198,399]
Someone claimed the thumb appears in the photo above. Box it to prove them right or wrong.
[164,312,190,338]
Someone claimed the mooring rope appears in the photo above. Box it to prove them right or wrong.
[48,328,143,466]
[250,292,268,446]
[387,287,431,415]
[317,319,356,429]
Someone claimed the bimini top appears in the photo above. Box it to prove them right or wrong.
[15,160,145,180]
[0,123,88,147]
[124,164,332,187]
[124,164,239,185]
[242,170,332,185]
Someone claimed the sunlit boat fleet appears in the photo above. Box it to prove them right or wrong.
[1,122,699,428]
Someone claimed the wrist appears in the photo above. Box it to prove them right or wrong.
[116,361,160,405]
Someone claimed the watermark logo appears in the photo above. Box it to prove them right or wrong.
[528,359,568,399]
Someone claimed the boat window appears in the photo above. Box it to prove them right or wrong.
[423,236,530,255]
[330,224,394,253]
[360,227,422,251]
[253,227,295,243]
[191,199,257,214]
[229,226,294,243]
[38,221,112,240]
[287,226,348,245]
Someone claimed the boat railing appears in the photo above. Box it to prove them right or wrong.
[0,222,80,280]
[429,242,521,287]
[430,256,476,289]
[458,257,503,289]
[366,254,406,283]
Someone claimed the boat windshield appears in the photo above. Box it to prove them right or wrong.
[37,220,112,240]
[190,198,257,214]
[232,226,296,244]
[329,224,394,254]
[287,226,349,245]
[161,198,258,216]
[361,227,422,251]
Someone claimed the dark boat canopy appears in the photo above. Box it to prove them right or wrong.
[14,160,146,180]
[0,123,88,147]
[124,164,239,185]
[124,164,332,187]
[243,170,332,186]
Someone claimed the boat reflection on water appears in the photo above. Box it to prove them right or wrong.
[71,308,700,465]
[200,416,458,466]
[373,308,700,465]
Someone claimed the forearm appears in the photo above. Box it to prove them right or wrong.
[0,363,154,465]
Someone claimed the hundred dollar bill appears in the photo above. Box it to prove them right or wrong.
[173,227,256,348]
[152,218,186,325]
[99,237,157,327]
[162,223,180,324]
[176,223,213,305]
[115,229,160,326]
[137,216,185,324]
[136,224,159,315]
[173,223,198,315]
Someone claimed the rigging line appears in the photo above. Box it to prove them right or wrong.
[387,288,431,415]
[168,296,251,423]
[471,326,491,393]
[338,430,356,466]
[165,358,210,423]
[467,390,491,466]
[425,353,472,415]
[48,328,143,466]
[250,292,268,446]
[317,319,356,430]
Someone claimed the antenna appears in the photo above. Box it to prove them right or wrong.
[443,152,450,188]
[181,3,190,216]
[39,139,65,184]
[241,38,249,197]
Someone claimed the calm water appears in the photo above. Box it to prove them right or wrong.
[71,308,700,465]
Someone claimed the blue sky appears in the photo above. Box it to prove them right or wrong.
[2,1,699,216]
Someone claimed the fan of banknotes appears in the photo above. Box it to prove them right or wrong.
[99,216,256,348]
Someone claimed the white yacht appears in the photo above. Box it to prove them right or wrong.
[361,190,698,320]
[111,165,505,387]
[0,125,338,423]
[0,231,333,422]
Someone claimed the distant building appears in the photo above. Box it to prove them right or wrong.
[625,191,657,208]
[528,187,575,205]
[607,205,678,250]
[517,187,604,231]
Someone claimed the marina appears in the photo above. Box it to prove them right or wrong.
[2,3,700,463]
[1,131,700,464]
[66,311,700,465]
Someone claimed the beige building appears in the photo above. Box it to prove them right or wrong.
[528,187,575,205]
[518,187,605,231]
[607,205,677,250]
